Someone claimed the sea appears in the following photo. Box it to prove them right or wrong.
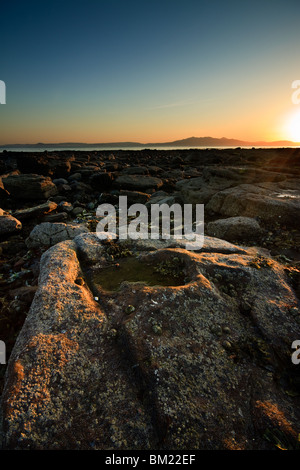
[1,145,299,152]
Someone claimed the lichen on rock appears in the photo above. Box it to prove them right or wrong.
[0,233,299,450]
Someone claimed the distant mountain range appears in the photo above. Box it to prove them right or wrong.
[152,136,300,147]
[1,136,299,149]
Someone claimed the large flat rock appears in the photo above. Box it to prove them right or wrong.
[0,233,299,450]
[206,182,300,227]
[176,166,288,205]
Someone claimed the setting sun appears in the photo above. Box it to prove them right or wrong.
[284,110,300,143]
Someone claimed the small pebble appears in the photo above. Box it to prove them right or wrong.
[223,326,231,334]
[125,305,135,314]
[222,340,232,350]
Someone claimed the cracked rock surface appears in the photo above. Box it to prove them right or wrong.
[25,222,89,248]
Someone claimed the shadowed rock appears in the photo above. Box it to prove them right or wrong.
[12,201,58,221]
[114,174,163,191]
[2,174,58,200]
[89,172,114,190]
[0,211,22,235]
[15,153,74,178]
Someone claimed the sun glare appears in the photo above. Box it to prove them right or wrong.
[284,110,300,143]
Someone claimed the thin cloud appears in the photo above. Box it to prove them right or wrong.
[146,97,216,111]
[146,99,195,110]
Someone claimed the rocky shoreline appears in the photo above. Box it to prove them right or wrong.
[0,147,299,450]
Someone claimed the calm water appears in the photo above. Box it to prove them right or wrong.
[91,256,186,292]
[1,145,299,152]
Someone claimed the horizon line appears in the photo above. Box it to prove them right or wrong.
[1,135,300,147]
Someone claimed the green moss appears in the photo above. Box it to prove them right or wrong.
[153,257,185,279]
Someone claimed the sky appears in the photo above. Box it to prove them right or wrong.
[1,0,300,144]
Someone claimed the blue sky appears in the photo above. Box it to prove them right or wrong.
[1,0,300,143]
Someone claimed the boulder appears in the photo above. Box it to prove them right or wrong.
[2,174,58,200]
[25,222,89,248]
[119,190,151,205]
[114,175,163,192]
[71,206,85,216]
[206,182,300,227]
[53,178,68,186]
[0,178,10,200]
[42,212,68,223]
[148,166,163,175]
[176,175,233,204]
[206,216,263,243]
[177,167,291,205]
[1,234,299,450]
[57,201,74,213]
[121,166,149,175]
[0,212,22,236]
[15,154,74,178]
[146,194,178,207]
[89,172,113,190]
[68,173,82,182]
[12,201,58,221]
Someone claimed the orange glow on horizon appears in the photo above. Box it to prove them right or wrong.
[1,105,300,146]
